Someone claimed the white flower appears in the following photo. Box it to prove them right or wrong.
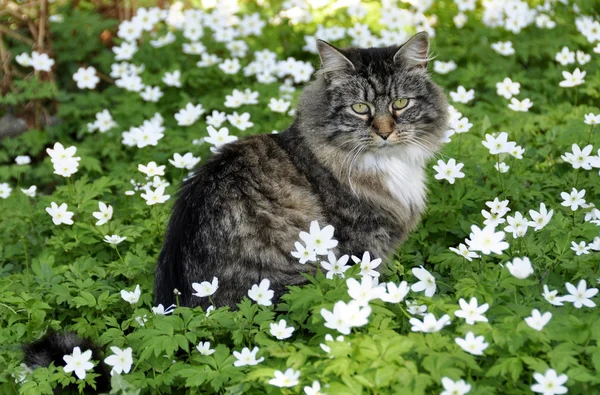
[138,161,165,177]
[504,211,529,238]
[233,347,264,367]
[542,285,564,306]
[299,220,338,255]
[381,281,410,303]
[120,284,141,304]
[269,319,295,340]
[192,277,219,297]
[140,86,163,102]
[104,235,126,245]
[269,368,300,388]
[47,142,79,163]
[433,60,457,74]
[169,153,201,169]
[525,309,552,331]
[15,52,32,67]
[204,126,238,151]
[321,300,371,334]
[449,243,479,261]
[174,103,205,126]
[562,280,598,308]
[433,158,465,184]
[206,111,227,128]
[320,251,350,279]
[406,300,427,316]
[482,209,506,227]
[15,155,31,165]
[140,186,170,205]
[346,275,386,306]
[561,144,594,170]
[486,198,511,217]
[351,251,382,278]
[491,41,514,56]
[73,67,100,89]
[584,113,600,125]
[30,51,54,72]
[468,225,509,255]
[571,241,590,256]
[449,86,475,103]
[455,332,489,355]
[528,203,554,231]
[441,377,471,395]
[291,242,317,264]
[227,111,254,131]
[92,202,113,226]
[454,297,489,325]
[410,313,451,333]
[53,157,80,177]
[152,303,176,315]
[495,161,510,173]
[304,381,325,395]
[150,32,176,47]
[268,98,292,113]
[508,98,533,112]
[0,183,12,199]
[496,77,520,99]
[219,58,241,74]
[113,41,138,61]
[576,50,591,65]
[62,347,94,380]
[560,188,586,211]
[46,202,74,225]
[559,68,586,87]
[506,257,534,279]
[531,369,568,395]
[162,70,181,87]
[248,279,274,306]
[411,266,436,297]
[104,347,133,376]
[21,185,37,197]
[482,132,510,155]
[555,46,575,66]
[196,341,216,356]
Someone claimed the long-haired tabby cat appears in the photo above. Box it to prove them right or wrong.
[155,32,449,310]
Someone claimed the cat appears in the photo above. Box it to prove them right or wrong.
[154,32,449,310]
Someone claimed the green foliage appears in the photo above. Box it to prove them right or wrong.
[1,0,600,394]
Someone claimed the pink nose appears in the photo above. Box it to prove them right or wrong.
[372,115,394,140]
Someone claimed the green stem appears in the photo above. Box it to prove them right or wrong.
[398,306,412,320]
[586,124,595,146]
[497,154,504,196]
[458,133,463,157]
[114,245,125,265]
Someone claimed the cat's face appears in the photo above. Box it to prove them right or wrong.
[305,33,448,160]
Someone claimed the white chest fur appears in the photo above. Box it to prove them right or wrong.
[359,146,429,211]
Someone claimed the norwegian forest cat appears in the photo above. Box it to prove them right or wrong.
[155,32,449,310]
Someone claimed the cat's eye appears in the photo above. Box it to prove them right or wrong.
[392,98,410,110]
[351,103,370,115]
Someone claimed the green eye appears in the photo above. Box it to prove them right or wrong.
[351,103,370,114]
[392,98,410,110]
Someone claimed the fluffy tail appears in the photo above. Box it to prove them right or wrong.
[23,332,110,393]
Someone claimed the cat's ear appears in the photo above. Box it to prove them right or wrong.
[317,40,355,73]
[393,32,430,69]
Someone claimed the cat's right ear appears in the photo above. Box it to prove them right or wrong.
[317,40,355,74]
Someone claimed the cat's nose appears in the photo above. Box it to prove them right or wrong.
[372,115,394,140]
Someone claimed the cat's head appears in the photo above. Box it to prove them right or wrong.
[298,32,448,162]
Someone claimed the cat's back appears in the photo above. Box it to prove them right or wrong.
[156,133,323,308]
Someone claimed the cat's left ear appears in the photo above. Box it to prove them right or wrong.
[393,32,430,69]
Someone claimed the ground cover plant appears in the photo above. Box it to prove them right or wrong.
[1,0,600,394]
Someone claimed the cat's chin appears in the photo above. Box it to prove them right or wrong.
[367,142,437,164]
